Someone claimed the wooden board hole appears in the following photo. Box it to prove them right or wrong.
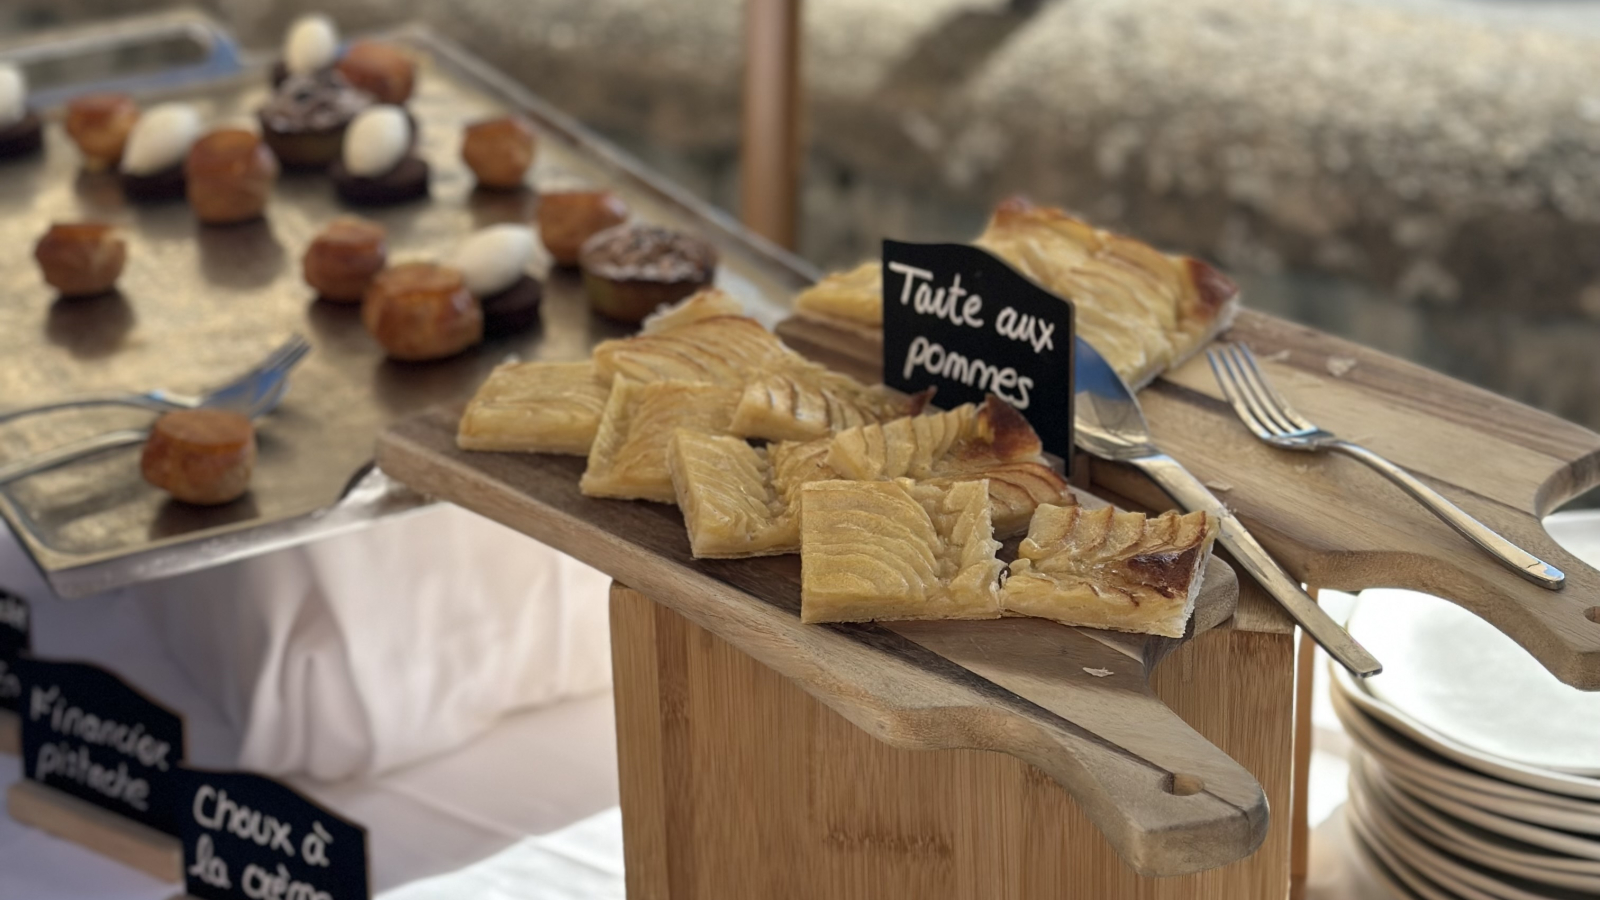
[1586,607,1600,624]
[1166,773,1206,796]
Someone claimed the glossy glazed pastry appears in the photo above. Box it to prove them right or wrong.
[65,93,139,170]
[330,105,428,205]
[302,216,387,302]
[536,190,628,266]
[335,41,416,104]
[579,224,717,323]
[362,262,482,360]
[454,224,542,333]
[185,129,280,224]
[799,479,1004,625]
[34,222,127,297]
[0,65,41,160]
[460,116,536,190]
[120,102,201,201]
[140,409,257,505]
[258,70,371,169]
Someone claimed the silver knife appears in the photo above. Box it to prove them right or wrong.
[1072,337,1382,677]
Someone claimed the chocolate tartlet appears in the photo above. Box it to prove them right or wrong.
[258,71,371,169]
[120,103,201,203]
[331,155,429,205]
[121,165,186,201]
[0,110,41,160]
[332,106,428,206]
[481,276,544,335]
[579,224,718,323]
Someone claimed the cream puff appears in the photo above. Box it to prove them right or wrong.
[0,65,42,160]
[34,222,127,297]
[141,409,257,505]
[362,262,483,360]
[119,102,202,201]
[186,128,279,224]
[454,224,542,334]
[303,216,387,302]
[335,41,416,105]
[460,116,536,190]
[330,105,427,205]
[536,190,629,267]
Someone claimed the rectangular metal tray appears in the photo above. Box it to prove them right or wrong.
[0,20,816,598]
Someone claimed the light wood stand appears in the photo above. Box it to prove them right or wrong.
[0,708,18,756]
[611,583,1296,899]
[6,779,182,882]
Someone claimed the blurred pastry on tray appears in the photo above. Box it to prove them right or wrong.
[793,197,1239,386]
[362,261,482,360]
[303,216,387,302]
[34,222,127,297]
[579,223,717,323]
[335,40,417,105]
[271,13,342,87]
[536,189,628,266]
[331,105,428,205]
[258,69,371,169]
[64,93,140,170]
[141,409,257,506]
[461,115,536,190]
[119,102,202,201]
[186,128,280,224]
[454,224,542,334]
[0,65,42,160]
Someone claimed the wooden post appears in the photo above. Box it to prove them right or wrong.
[0,708,17,755]
[739,0,804,249]
[6,780,183,881]
[611,582,1295,899]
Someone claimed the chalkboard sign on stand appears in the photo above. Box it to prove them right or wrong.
[0,587,28,754]
[880,240,1075,461]
[6,657,186,880]
[178,768,370,900]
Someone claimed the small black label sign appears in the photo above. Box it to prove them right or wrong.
[180,769,370,900]
[17,657,186,834]
[881,240,1075,459]
[0,588,28,713]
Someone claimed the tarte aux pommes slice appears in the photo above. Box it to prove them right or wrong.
[1001,505,1218,638]
[592,314,793,388]
[800,479,1003,625]
[580,377,741,503]
[923,460,1073,538]
[792,260,881,329]
[667,430,799,559]
[456,360,611,455]
[731,356,931,443]
[825,394,1043,482]
[640,287,745,333]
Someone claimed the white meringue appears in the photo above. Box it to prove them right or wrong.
[121,103,201,176]
[0,65,25,130]
[342,106,409,178]
[284,14,340,76]
[456,225,535,296]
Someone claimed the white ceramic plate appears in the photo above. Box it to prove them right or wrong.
[1347,787,1494,900]
[1361,757,1600,892]
[1333,686,1600,834]
[1351,764,1591,900]
[1334,663,1600,801]
[1346,589,1600,776]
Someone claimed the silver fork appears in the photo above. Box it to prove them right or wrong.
[1207,342,1564,590]
[0,335,313,425]
[0,340,309,487]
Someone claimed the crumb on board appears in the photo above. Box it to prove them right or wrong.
[1083,667,1114,678]
[1261,349,1290,363]
[1205,480,1234,492]
[1293,463,1312,474]
[1326,356,1358,377]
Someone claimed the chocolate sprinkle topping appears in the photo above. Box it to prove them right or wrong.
[259,71,371,133]
[579,224,717,284]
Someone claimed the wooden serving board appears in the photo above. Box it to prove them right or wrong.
[377,408,1267,877]
[777,308,1600,690]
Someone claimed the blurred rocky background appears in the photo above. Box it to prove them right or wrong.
[8,0,1600,456]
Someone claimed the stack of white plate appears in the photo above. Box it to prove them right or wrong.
[1332,589,1600,900]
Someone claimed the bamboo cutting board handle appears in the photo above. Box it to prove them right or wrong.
[375,409,1267,876]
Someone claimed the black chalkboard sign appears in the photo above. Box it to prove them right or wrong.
[881,240,1075,460]
[179,768,370,900]
[16,657,186,835]
[0,588,27,713]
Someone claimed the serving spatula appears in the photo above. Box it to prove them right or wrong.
[1073,336,1382,677]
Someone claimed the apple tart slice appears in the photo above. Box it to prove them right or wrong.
[592,314,792,388]
[456,361,611,455]
[580,377,741,503]
[800,479,1004,624]
[667,431,799,558]
[1001,505,1218,638]
[730,356,931,443]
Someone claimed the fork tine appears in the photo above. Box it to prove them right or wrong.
[1227,345,1304,435]
[257,335,312,375]
[1215,344,1294,436]
[1232,344,1315,432]
[1206,346,1275,438]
